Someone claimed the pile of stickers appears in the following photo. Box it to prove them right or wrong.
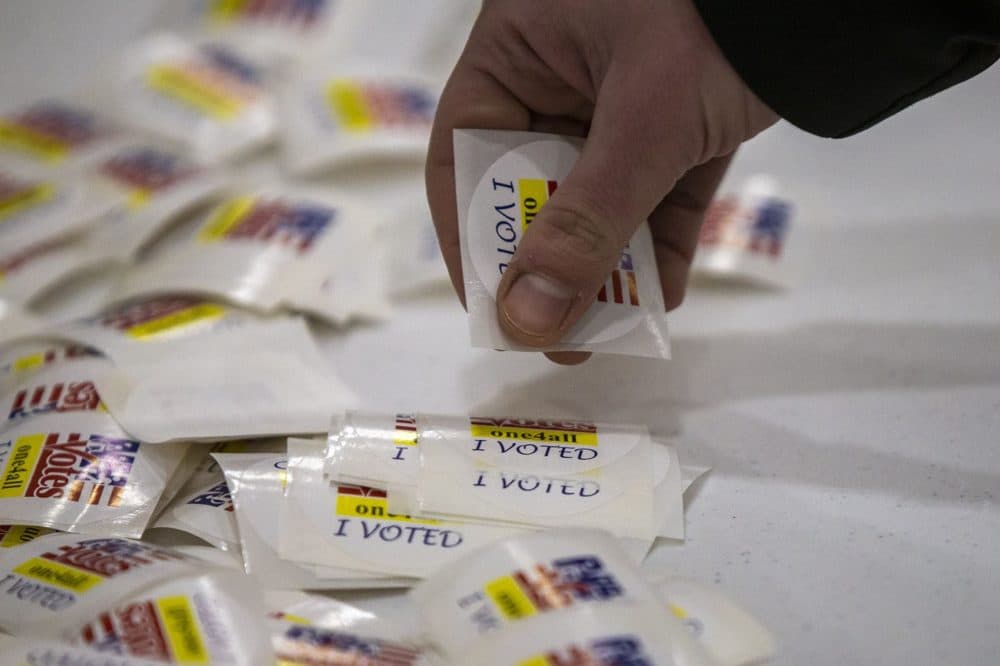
[0,0,790,664]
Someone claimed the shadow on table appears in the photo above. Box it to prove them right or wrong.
[685,410,999,507]
[467,319,1000,505]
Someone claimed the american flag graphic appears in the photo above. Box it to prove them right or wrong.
[393,413,418,445]
[4,102,107,148]
[278,623,420,666]
[328,80,435,132]
[699,195,790,259]
[100,147,199,194]
[597,245,640,306]
[208,0,328,27]
[201,196,334,253]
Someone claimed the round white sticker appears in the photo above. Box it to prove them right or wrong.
[466,139,650,343]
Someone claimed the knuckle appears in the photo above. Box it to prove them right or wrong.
[534,199,622,267]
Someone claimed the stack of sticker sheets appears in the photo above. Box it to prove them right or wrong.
[0,0,784,663]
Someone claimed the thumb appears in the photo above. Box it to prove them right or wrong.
[496,67,701,347]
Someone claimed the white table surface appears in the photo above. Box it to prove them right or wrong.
[2,3,999,665]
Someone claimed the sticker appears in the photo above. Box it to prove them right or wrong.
[278,65,438,175]
[152,439,283,551]
[0,407,191,537]
[81,143,230,259]
[326,79,435,133]
[0,639,164,666]
[455,129,670,358]
[50,295,263,364]
[0,343,98,380]
[0,303,48,351]
[165,0,341,71]
[660,577,776,666]
[112,34,275,164]
[0,168,117,259]
[196,194,335,253]
[144,41,263,120]
[325,411,422,489]
[0,101,119,168]
[0,533,206,636]
[73,572,274,665]
[272,620,423,666]
[327,412,657,539]
[203,0,333,28]
[693,175,794,287]
[410,529,659,657]
[281,439,522,579]
[0,235,117,307]
[0,174,54,221]
[94,296,230,340]
[86,317,355,443]
[100,145,203,208]
[460,602,713,666]
[216,451,411,589]
[106,186,388,326]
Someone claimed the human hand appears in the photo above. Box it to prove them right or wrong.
[427,0,778,363]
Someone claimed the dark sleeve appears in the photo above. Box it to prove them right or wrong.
[692,1,1000,138]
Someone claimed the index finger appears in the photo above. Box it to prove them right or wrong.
[426,57,531,306]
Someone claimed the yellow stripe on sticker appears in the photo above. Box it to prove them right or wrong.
[469,424,597,446]
[279,613,311,625]
[669,603,688,619]
[127,188,151,210]
[335,494,439,525]
[11,353,47,373]
[157,595,210,664]
[392,432,418,446]
[0,525,52,548]
[0,120,67,162]
[13,557,104,593]
[0,183,55,222]
[0,434,45,498]
[146,65,244,119]
[198,196,255,242]
[207,0,248,22]
[518,178,550,232]
[125,303,226,339]
[518,657,552,666]
[485,575,537,620]
[327,80,371,132]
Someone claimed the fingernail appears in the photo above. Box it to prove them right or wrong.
[502,272,574,337]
